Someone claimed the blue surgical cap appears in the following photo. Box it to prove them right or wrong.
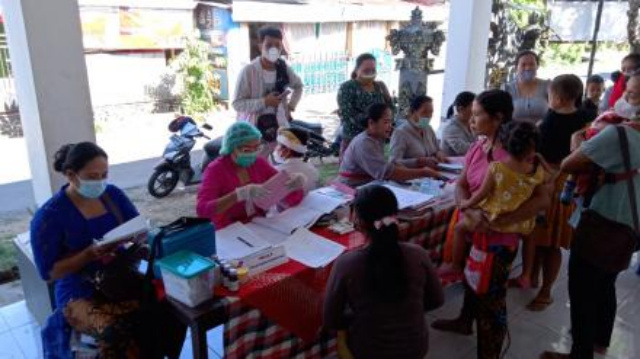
[220,122,262,155]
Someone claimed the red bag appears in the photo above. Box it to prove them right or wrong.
[464,233,494,295]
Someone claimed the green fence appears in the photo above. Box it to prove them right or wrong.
[288,49,394,94]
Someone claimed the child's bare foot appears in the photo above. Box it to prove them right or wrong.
[438,263,463,276]
[438,263,464,282]
[508,276,531,289]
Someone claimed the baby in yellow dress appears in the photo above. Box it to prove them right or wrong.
[443,121,551,276]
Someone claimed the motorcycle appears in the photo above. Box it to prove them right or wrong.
[289,120,340,161]
[148,116,338,199]
[147,116,219,198]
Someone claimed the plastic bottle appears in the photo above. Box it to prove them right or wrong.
[560,178,577,205]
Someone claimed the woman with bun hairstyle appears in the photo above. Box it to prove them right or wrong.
[32,142,185,358]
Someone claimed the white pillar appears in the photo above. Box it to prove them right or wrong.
[2,0,95,206]
[441,0,492,118]
[226,23,251,102]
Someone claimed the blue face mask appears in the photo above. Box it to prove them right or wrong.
[519,69,536,82]
[77,178,107,199]
[234,152,258,168]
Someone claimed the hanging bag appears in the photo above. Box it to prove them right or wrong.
[572,126,640,273]
[464,233,495,295]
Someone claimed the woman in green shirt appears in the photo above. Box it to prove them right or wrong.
[337,53,394,159]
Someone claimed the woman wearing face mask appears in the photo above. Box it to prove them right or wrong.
[232,26,304,156]
[32,142,186,358]
[441,91,477,157]
[338,103,442,188]
[503,50,550,125]
[337,53,395,158]
[196,122,305,229]
[390,95,448,168]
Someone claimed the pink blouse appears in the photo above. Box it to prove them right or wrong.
[196,155,303,229]
[463,140,519,247]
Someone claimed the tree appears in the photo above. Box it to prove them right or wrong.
[629,0,640,54]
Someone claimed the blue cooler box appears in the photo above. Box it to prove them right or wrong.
[148,220,216,277]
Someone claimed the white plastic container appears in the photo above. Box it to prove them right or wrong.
[157,250,216,307]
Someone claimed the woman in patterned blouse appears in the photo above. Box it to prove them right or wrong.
[337,53,394,159]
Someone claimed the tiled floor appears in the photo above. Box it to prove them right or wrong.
[1,252,639,359]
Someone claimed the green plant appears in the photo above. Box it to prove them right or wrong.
[509,0,546,28]
[0,236,17,274]
[171,36,220,119]
[543,43,588,65]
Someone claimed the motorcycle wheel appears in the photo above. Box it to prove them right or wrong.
[147,169,179,198]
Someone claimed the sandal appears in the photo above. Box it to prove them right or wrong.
[526,297,554,312]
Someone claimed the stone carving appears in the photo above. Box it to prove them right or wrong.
[387,7,445,118]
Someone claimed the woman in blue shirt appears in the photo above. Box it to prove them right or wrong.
[32,142,183,358]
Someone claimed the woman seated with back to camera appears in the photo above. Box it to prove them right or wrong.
[389,95,448,168]
[337,103,444,188]
[196,122,305,229]
[324,185,444,359]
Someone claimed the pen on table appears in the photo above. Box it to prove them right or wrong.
[236,236,254,248]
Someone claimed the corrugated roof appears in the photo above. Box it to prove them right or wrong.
[231,0,447,23]
[79,0,197,9]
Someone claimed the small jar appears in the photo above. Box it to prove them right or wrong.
[236,266,249,283]
[227,269,239,292]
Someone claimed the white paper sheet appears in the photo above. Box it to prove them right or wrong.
[253,170,293,210]
[215,222,271,260]
[383,184,435,209]
[245,222,290,245]
[252,206,323,235]
[283,228,345,268]
[300,188,350,214]
[98,216,148,247]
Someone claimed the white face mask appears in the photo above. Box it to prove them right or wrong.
[273,150,286,164]
[265,47,281,63]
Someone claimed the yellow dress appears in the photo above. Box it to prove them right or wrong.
[479,161,545,234]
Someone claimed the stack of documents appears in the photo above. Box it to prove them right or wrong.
[98,216,149,247]
[216,223,345,270]
[382,184,435,210]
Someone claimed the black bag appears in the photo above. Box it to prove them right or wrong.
[572,126,640,273]
[88,243,147,302]
[256,59,291,142]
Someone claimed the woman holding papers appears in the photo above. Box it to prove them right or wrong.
[431,90,553,359]
[389,95,448,168]
[196,122,305,229]
[324,185,444,359]
[31,142,184,358]
[338,103,443,187]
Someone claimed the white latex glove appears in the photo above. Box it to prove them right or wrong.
[235,183,271,202]
[285,173,306,191]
